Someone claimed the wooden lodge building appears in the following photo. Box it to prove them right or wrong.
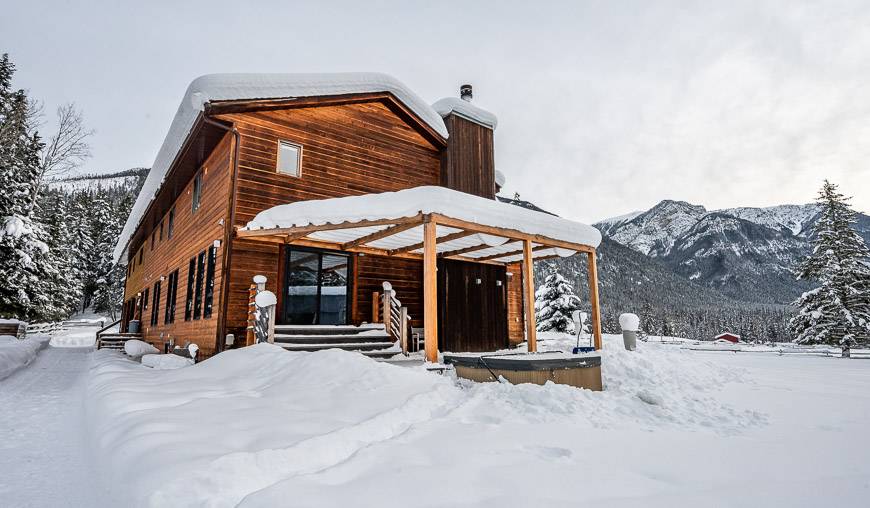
[113,74,603,361]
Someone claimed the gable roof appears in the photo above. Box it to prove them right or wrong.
[113,73,451,263]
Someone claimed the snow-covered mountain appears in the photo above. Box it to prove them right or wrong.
[46,168,148,193]
[595,200,870,304]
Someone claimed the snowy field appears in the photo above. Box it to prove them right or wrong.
[72,332,870,507]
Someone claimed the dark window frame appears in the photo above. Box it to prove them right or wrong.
[191,171,203,214]
[282,246,351,325]
[193,250,206,320]
[151,280,161,326]
[203,246,217,318]
[167,207,175,239]
[184,257,196,321]
[164,269,179,325]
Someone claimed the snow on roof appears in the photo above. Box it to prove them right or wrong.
[113,72,450,264]
[715,333,741,338]
[243,185,601,249]
[432,97,498,129]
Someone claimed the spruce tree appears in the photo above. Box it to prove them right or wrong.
[0,53,49,319]
[789,181,870,350]
[534,266,582,333]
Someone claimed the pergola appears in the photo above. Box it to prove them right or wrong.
[236,186,603,362]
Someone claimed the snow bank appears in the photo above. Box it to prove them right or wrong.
[0,335,51,380]
[141,353,194,370]
[124,339,159,358]
[85,336,761,507]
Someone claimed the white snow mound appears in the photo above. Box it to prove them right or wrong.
[85,337,761,507]
[124,339,159,358]
[141,353,194,370]
[0,334,51,380]
[619,313,640,331]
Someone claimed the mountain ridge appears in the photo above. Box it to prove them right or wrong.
[595,199,870,304]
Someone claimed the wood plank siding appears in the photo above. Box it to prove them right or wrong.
[123,133,233,357]
[121,94,525,356]
[439,114,496,199]
[217,100,442,340]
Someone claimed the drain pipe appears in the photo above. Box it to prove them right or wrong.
[203,114,241,354]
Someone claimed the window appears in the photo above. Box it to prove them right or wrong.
[193,250,206,319]
[151,230,156,251]
[164,269,179,324]
[192,171,203,213]
[138,248,143,266]
[167,208,175,239]
[159,220,164,241]
[203,246,217,318]
[282,248,349,325]
[142,287,149,312]
[151,281,161,326]
[277,140,302,177]
[184,257,196,321]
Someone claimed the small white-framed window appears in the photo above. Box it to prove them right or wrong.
[277,140,302,177]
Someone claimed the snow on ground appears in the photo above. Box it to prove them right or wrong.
[0,334,50,380]
[0,345,103,507]
[82,333,870,507]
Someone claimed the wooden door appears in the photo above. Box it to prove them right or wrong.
[437,259,509,352]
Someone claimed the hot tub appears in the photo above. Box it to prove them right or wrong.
[443,351,602,391]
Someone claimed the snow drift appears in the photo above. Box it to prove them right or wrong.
[0,334,51,380]
[84,336,760,507]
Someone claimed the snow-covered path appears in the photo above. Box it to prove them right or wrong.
[0,346,103,507]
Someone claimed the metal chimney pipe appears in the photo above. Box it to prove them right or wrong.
[460,84,473,102]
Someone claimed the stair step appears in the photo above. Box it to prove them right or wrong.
[274,333,391,344]
[272,324,386,336]
[278,341,396,352]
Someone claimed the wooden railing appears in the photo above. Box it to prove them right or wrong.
[247,275,275,346]
[373,282,412,355]
[94,319,122,349]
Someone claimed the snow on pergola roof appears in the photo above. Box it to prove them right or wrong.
[113,72,451,263]
[239,186,601,263]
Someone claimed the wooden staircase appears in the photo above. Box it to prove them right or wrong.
[96,332,142,351]
[272,324,399,359]
[96,319,139,351]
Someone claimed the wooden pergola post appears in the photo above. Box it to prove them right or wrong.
[522,239,538,352]
[423,219,439,363]
[587,249,602,350]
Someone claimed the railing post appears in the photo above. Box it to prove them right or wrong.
[372,291,380,323]
[382,288,391,335]
[267,303,276,344]
[400,306,409,355]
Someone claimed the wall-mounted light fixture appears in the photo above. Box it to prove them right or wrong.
[213,239,221,248]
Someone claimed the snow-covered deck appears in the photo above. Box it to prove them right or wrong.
[238,185,605,361]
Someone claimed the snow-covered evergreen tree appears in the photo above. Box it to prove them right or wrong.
[37,192,82,318]
[91,195,123,317]
[789,181,870,349]
[0,53,50,319]
[534,266,582,333]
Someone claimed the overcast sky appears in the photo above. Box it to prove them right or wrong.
[3,0,868,222]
